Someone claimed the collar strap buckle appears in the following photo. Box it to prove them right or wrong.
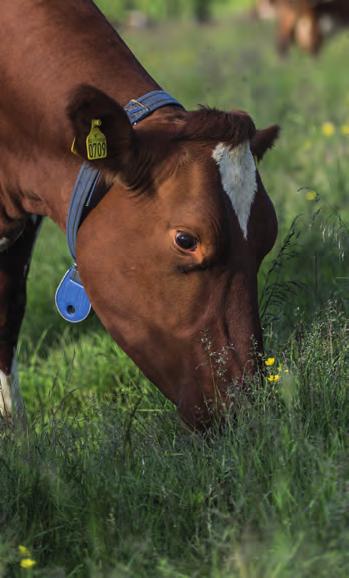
[124,90,183,125]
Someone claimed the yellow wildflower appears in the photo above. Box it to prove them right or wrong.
[305,190,317,201]
[265,357,275,367]
[267,374,280,383]
[18,545,31,557]
[321,122,335,137]
[340,124,349,135]
[278,364,289,374]
[20,558,36,569]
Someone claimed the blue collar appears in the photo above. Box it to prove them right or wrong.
[124,90,182,124]
[55,90,183,323]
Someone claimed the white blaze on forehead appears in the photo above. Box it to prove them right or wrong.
[212,141,257,239]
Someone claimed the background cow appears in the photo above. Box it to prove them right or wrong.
[269,0,349,54]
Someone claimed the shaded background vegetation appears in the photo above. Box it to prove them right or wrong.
[1,1,349,577]
[95,0,254,23]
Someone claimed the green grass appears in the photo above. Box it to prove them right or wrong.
[94,0,255,22]
[1,15,349,578]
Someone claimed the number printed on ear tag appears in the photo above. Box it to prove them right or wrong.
[55,265,91,323]
[86,119,108,160]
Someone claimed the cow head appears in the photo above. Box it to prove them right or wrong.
[68,85,279,429]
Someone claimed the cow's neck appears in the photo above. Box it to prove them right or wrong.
[0,0,177,233]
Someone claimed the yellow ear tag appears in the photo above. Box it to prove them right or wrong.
[86,119,107,160]
[71,138,79,156]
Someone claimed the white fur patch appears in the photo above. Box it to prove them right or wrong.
[0,371,13,417]
[0,237,11,252]
[212,141,257,239]
[0,356,24,422]
[319,15,336,36]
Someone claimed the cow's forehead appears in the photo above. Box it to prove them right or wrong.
[212,142,257,239]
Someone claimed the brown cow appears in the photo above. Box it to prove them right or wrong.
[254,0,277,20]
[0,0,279,430]
[270,0,349,54]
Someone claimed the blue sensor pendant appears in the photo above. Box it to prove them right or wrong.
[55,265,91,323]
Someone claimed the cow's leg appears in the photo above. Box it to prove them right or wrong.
[295,6,322,54]
[275,1,297,55]
[0,216,42,425]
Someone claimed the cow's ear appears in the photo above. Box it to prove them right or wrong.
[251,125,280,161]
[67,85,136,175]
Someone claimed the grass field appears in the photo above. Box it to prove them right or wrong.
[1,11,349,578]
[94,0,255,22]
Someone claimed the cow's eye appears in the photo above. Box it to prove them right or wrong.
[175,231,198,252]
